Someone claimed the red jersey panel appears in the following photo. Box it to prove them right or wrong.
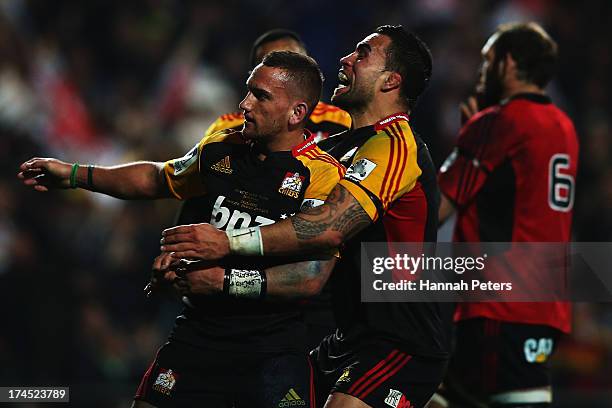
[438,94,579,333]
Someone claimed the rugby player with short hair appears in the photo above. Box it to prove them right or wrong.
[197,28,351,158]
[19,51,344,408]
[159,25,453,408]
[434,22,578,407]
[175,28,352,354]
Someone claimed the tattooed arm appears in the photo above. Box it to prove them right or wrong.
[261,183,371,255]
[264,257,337,299]
[160,183,371,259]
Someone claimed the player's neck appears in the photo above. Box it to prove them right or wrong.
[260,128,307,154]
[350,102,408,129]
[502,81,545,100]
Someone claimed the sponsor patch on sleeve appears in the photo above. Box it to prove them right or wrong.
[173,146,199,175]
[345,158,377,182]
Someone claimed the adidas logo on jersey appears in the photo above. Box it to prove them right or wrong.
[278,388,306,407]
[211,156,233,174]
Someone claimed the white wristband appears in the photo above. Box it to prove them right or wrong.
[225,227,264,256]
[227,269,264,299]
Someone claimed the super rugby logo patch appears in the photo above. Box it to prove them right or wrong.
[279,172,305,199]
[346,158,376,182]
[153,368,178,395]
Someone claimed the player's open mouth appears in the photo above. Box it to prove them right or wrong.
[335,71,351,94]
[243,116,255,130]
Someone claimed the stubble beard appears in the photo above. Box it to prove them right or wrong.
[481,63,505,108]
[332,85,373,118]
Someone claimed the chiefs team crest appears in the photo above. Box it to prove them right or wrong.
[153,368,178,396]
[279,172,305,198]
[384,389,413,408]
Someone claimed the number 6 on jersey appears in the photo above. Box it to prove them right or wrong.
[548,153,574,212]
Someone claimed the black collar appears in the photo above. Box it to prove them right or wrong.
[504,93,551,105]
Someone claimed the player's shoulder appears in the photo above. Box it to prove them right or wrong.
[204,111,245,137]
[363,113,415,149]
[464,105,502,129]
[292,134,345,178]
[308,101,352,127]
[457,105,508,145]
[201,128,247,147]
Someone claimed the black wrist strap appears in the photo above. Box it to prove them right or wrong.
[223,268,231,295]
[87,165,95,189]
[259,269,267,299]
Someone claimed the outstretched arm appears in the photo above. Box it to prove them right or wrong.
[18,158,172,199]
[160,183,371,260]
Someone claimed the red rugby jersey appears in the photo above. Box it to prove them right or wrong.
[438,94,579,333]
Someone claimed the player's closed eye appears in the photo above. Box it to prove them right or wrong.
[252,89,270,101]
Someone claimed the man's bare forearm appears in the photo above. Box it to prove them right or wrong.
[261,184,371,256]
[265,257,337,299]
[156,256,337,300]
[78,162,171,199]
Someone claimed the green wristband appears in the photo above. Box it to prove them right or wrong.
[70,163,79,189]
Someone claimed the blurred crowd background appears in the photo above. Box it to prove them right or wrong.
[1,0,611,406]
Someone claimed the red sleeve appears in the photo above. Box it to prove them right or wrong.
[438,108,515,208]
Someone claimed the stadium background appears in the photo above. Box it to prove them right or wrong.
[1,0,611,406]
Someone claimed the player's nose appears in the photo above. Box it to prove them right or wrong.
[339,52,354,67]
[239,92,253,112]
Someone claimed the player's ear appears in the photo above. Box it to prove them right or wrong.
[381,71,402,92]
[289,101,309,126]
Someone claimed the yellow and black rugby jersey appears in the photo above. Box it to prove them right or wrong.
[203,101,351,141]
[163,129,345,352]
[164,129,344,210]
[320,113,453,360]
[177,101,350,226]
[337,114,422,221]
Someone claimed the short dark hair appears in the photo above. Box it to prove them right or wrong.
[262,51,323,118]
[492,22,558,88]
[250,29,307,68]
[375,25,433,111]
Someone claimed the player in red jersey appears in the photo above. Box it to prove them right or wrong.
[160,25,453,408]
[434,22,578,407]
